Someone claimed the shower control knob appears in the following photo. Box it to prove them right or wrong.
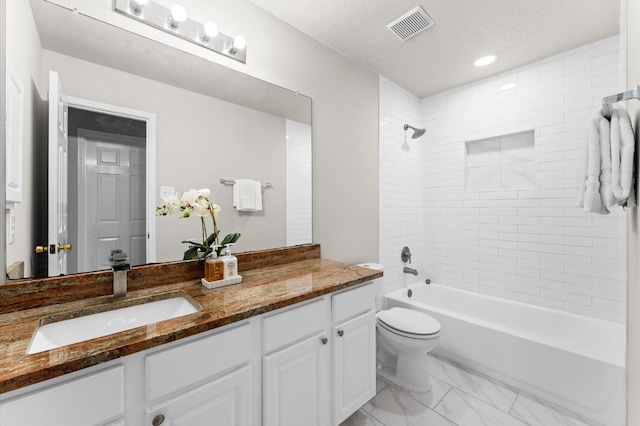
[152,414,165,425]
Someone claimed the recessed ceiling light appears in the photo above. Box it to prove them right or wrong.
[474,55,496,67]
[500,83,516,91]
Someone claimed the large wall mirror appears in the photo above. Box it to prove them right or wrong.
[4,0,312,281]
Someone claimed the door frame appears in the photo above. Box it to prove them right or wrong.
[66,96,157,264]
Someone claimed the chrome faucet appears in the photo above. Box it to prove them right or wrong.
[403,266,418,276]
[109,250,130,298]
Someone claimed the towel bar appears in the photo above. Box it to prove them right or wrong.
[602,84,640,118]
[219,178,272,189]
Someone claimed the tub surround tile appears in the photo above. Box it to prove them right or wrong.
[429,355,518,412]
[362,386,456,426]
[435,388,528,426]
[509,392,601,426]
[0,245,382,394]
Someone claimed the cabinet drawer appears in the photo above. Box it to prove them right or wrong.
[0,365,124,426]
[332,283,375,324]
[263,299,328,354]
[146,322,251,402]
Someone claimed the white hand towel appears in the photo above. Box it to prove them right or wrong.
[610,106,636,207]
[233,179,263,211]
[577,108,609,214]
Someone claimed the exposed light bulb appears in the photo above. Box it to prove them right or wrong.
[474,55,497,67]
[168,4,187,28]
[130,0,149,13]
[230,35,246,54]
[202,21,218,41]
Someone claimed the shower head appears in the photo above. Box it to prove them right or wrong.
[404,124,426,139]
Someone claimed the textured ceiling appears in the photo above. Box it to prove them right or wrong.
[246,0,620,98]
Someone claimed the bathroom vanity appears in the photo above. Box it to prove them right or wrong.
[0,245,381,426]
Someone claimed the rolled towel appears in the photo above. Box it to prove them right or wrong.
[610,106,636,207]
[577,108,609,214]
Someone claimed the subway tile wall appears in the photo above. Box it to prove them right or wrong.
[380,36,626,322]
[285,119,313,246]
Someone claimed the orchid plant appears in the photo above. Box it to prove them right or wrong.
[156,188,240,260]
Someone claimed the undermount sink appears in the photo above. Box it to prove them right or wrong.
[27,296,199,354]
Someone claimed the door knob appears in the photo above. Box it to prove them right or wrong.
[57,243,72,252]
[35,246,49,253]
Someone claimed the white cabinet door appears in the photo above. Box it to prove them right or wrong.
[333,311,376,425]
[263,334,330,426]
[146,366,252,426]
[0,365,124,426]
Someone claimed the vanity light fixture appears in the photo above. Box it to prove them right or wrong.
[474,55,497,67]
[114,0,247,63]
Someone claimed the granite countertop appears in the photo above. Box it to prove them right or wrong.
[0,251,382,394]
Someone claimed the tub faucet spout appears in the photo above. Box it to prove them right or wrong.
[403,266,418,276]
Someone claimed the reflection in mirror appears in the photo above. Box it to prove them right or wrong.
[5,0,312,281]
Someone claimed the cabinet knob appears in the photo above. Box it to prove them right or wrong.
[152,414,165,426]
[338,329,344,337]
[321,337,328,345]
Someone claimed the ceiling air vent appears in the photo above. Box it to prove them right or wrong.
[387,6,435,41]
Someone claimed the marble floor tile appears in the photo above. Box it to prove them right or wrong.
[399,375,452,409]
[376,376,388,394]
[362,385,456,426]
[428,355,518,412]
[340,409,385,426]
[509,392,602,426]
[434,388,528,426]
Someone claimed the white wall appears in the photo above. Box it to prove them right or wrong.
[381,37,626,323]
[625,0,640,422]
[5,0,43,277]
[43,0,380,265]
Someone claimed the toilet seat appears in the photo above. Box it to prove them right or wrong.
[377,307,441,339]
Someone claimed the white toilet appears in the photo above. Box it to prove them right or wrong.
[358,263,442,393]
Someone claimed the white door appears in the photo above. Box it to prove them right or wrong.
[333,311,377,425]
[77,129,146,272]
[47,70,69,276]
[263,335,330,426]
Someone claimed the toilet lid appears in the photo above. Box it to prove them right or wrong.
[377,307,441,336]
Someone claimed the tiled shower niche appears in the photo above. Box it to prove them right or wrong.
[465,130,535,192]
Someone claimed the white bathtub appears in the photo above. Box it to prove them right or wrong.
[384,282,625,425]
